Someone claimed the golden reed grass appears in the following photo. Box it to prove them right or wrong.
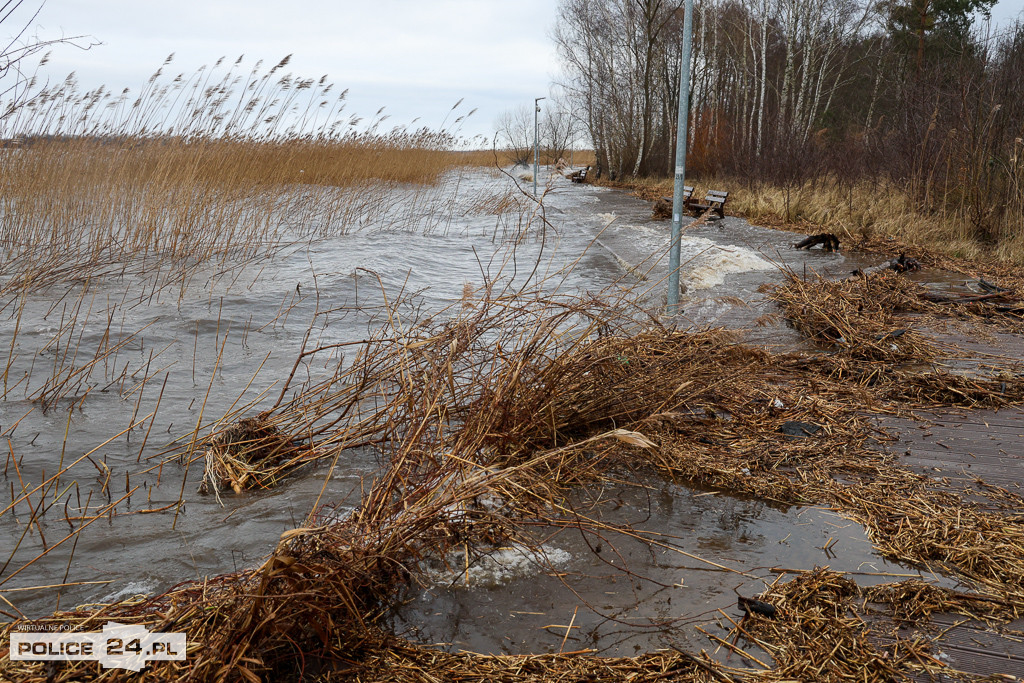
[0,136,460,288]
[0,55,489,297]
[0,55,503,411]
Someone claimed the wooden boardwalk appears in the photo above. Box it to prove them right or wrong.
[880,406,1023,505]
[870,324,1024,680]
[875,407,1024,680]
[888,323,1023,493]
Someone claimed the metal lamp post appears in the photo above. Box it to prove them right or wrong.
[534,96,545,197]
[667,0,694,316]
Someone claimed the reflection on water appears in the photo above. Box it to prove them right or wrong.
[393,477,954,657]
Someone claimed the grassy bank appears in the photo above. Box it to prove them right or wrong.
[597,174,1024,275]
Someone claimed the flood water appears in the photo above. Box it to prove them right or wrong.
[394,477,951,659]
[1,165,951,653]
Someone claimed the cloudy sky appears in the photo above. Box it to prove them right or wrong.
[9,0,1024,144]
[15,0,563,143]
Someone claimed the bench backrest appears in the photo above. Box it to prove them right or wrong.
[704,190,728,205]
[660,186,694,203]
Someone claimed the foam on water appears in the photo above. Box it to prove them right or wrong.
[426,544,572,590]
[97,580,161,605]
[593,212,619,228]
[679,236,773,290]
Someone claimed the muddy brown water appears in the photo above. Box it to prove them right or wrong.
[0,166,958,655]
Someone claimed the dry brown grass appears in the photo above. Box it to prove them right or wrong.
[726,177,1015,262]
[731,568,1017,681]
[767,271,941,363]
[6,264,1024,681]
[599,173,1024,269]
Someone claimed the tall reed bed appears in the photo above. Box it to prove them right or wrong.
[0,135,454,291]
[0,53,492,420]
[0,55,481,297]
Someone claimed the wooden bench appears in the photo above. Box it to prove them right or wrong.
[658,185,695,209]
[688,189,729,218]
[570,166,590,183]
[654,186,695,220]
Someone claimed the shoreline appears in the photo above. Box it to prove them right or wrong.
[3,172,1024,681]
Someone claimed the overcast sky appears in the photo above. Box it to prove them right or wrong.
[10,0,1024,144]
[16,1,563,143]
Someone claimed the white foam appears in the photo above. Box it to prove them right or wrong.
[631,223,665,238]
[97,579,159,604]
[679,237,773,290]
[428,544,572,589]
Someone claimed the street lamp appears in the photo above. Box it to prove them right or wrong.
[534,96,545,197]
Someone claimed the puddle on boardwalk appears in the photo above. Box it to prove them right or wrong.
[393,477,955,658]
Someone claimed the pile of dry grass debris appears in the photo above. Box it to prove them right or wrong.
[5,270,1024,682]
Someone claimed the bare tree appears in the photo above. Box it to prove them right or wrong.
[539,90,581,163]
[495,91,583,166]
[555,0,685,179]
[494,104,534,165]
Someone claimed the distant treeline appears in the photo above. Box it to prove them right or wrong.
[555,0,1023,243]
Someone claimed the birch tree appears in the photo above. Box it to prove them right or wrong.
[555,0,684,178]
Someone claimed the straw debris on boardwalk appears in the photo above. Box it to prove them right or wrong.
[4,269,1024,682]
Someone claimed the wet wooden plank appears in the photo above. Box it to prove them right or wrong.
[875,616,1024,680]
[897,423,1024,436]
[880,409,1023,490]
[897,452,1019,470]
[871,406,1024,674]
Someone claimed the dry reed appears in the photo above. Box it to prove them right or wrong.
[0,56,486,300]
[6,258,1024,680]
[0,55,501,431]
[602,173,1024,268]
[4,77,1024,677]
